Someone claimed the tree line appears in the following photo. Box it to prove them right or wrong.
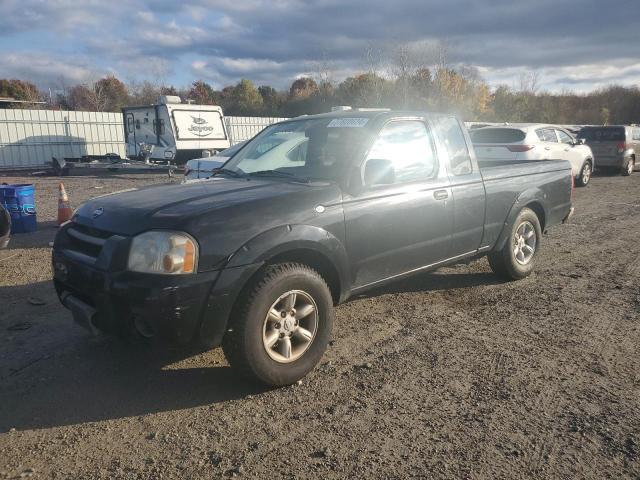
[1,64,639,125]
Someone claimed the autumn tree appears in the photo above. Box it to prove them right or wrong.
[258,85,282,115]
[228,79,263,115]
[96,76,128,111]
[187,80,217,105]
[289,77,319,99]
[0,79,41,107]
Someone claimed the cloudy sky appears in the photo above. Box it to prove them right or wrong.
[0,0,638,93]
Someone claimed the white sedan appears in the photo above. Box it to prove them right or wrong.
[470,124,595,186]
[183,141,247,182]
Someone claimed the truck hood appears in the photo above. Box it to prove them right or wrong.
[73,177,335,236]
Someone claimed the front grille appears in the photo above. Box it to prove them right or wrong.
[65,223,113,260]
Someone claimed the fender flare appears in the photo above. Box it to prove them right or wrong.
[196,224,351,349]
[225,224,351,299]
[494,188,547,252]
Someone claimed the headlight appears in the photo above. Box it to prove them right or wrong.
[128,231,198,274]
[164,150,175,159]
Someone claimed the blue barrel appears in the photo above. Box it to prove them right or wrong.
[0,184,37,234]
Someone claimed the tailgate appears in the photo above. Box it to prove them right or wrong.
[587,141,619,158]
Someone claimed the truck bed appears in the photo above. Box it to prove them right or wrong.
[476,159,573,249]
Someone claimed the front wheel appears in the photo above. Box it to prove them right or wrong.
[575,161,592,187]
[622,158,634,176]
[222,263,334,386]
[488,207,542,280]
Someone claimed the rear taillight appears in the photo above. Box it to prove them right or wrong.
[506,145,535,152]
[617,142,627,153]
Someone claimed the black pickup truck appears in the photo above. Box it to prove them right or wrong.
[53,111,573,386]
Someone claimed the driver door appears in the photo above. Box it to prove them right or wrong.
[343,119,453,289]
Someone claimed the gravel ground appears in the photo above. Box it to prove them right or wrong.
[0,171,638,479]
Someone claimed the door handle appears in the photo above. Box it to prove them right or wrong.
[544,147,551,151]
[434,190,449,201]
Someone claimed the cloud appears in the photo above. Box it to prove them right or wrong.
[0,0,638,91]
[0,53,104,86]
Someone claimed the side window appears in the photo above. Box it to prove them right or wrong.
[633,129,640,141]
[286,140,308,164]
[536,128,557,143]
[434,116,472,175]
[135,119,140,130]
[127,117,133,133]
[365,120,437,185]
[556,129,573,144]
[152,119,166,135]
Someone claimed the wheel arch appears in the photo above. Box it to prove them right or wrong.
[225,224,350,304]
[493,194,547,252]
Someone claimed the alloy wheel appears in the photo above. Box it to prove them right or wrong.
[262,290,318,363]
[582,163,591,184]
[513,221,537,265]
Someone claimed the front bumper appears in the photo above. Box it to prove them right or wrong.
[53,247,220,343]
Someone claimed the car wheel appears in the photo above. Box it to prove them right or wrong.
[488,207,542,280]
[575,161,592,187]
[622,158,634,176]
[222,263,334,386]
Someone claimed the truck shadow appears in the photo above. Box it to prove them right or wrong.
[0,281,267,432]
[1,268,500,432]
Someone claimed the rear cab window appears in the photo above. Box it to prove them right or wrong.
[470,128,526,144]
[434,116,473,175]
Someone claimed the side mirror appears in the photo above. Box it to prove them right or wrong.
[364,158,395,186]
[574,138,586,145]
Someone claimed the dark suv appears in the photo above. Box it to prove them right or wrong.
[577,125,640,176]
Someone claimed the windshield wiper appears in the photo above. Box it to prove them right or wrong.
[248,170,309,183]
[211,168,245,178]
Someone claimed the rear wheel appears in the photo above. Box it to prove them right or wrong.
[488,207,542,280]
[222,263,333,386]
[622,157,634,176]
[575,161,592,187]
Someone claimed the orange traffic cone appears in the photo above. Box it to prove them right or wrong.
[57,183,73,225]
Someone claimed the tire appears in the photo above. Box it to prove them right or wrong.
[575,160,592,187]
[222,263,334,386]
[488,207,542,280]
[622,157,634,176]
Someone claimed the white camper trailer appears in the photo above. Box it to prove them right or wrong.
[122,96,231,164]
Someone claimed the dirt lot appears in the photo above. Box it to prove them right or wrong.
[0,171,638,479]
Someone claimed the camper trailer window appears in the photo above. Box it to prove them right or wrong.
[153,119,166,135]
[127,117,133,133]
[135,120,140,130]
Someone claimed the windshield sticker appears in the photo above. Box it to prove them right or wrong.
[327,118,369,128]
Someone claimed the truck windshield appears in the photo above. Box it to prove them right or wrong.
[223,118,369,181]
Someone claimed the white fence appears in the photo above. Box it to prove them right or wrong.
[0,109,125,169]
[0,110,287,169]
[226,116,288,145]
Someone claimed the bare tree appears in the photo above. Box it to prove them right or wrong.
[362,43,387,106]
[518,70,541,94]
